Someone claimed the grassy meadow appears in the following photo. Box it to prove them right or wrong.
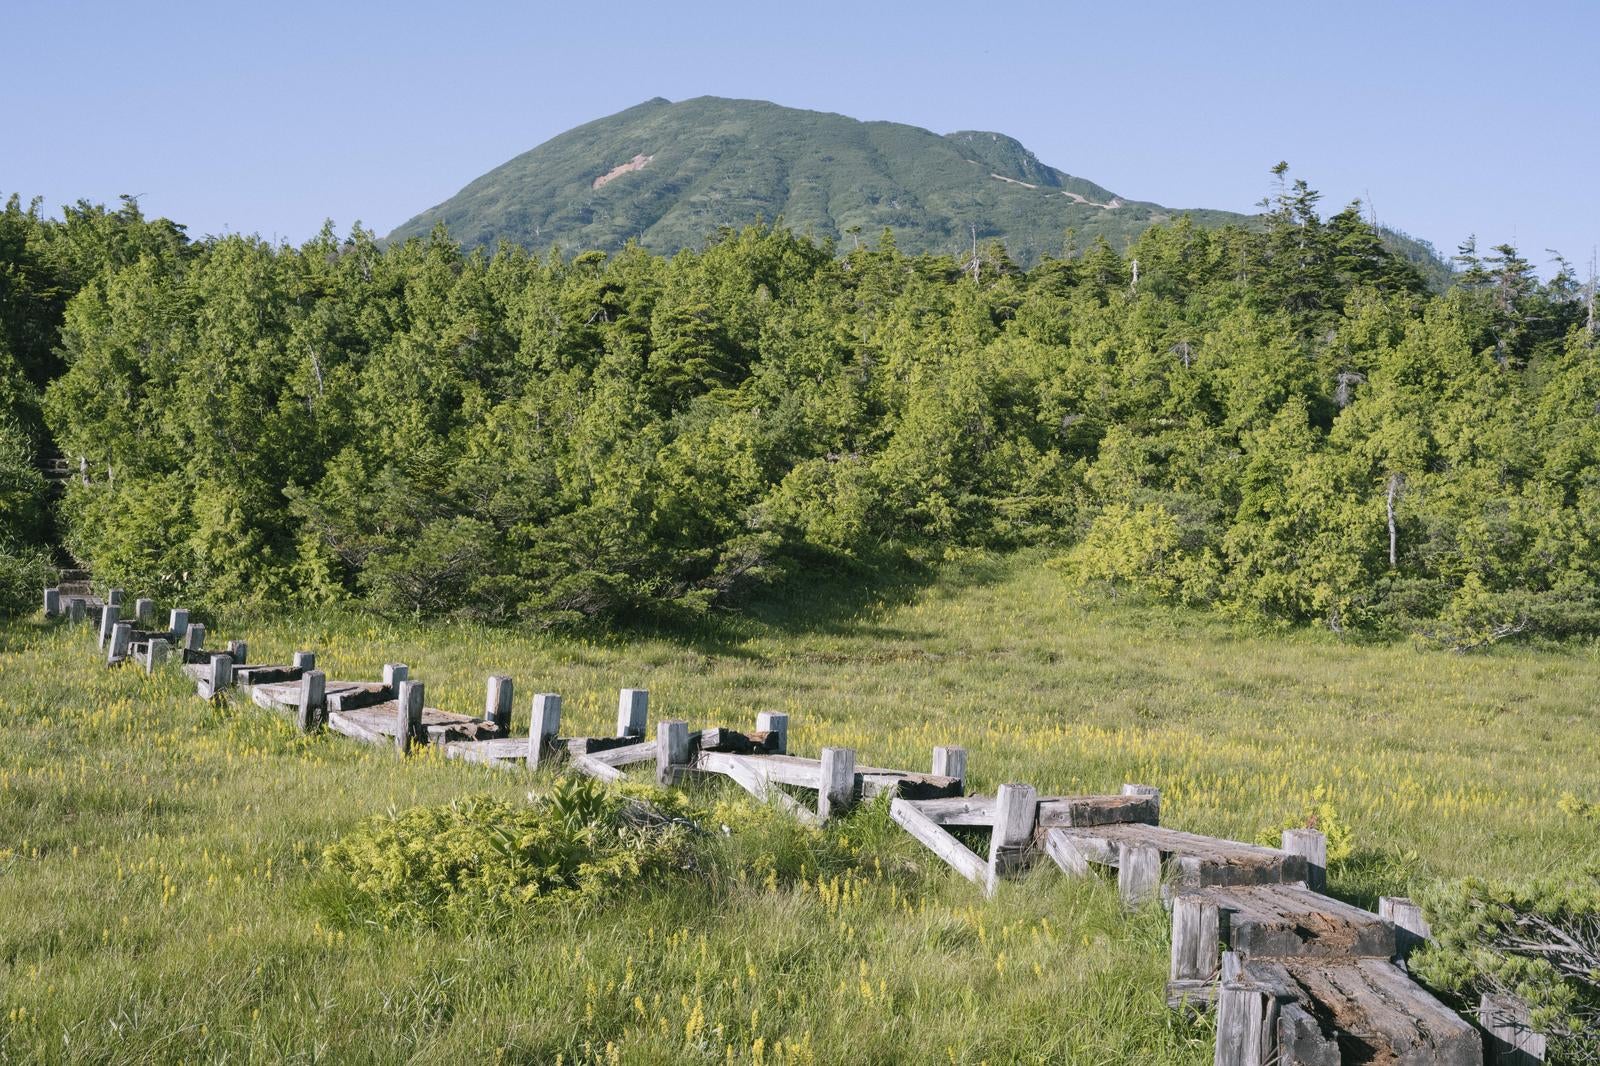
[1,552,1596,1064]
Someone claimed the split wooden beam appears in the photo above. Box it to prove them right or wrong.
[1043,822,1307,905]
[1167,883,1400,1010]
[1215,952,1481,1065]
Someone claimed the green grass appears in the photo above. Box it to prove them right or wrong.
[1,552,1595,1063]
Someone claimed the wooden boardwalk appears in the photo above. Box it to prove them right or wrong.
[41,582,1539,1066]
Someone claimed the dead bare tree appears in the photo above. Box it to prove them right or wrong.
[1386,472,1404,569]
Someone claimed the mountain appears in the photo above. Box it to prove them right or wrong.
[387,96,1442,273]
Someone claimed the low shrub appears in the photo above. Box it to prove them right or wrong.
[318,777,699,927]
[1411,867,1600,1063]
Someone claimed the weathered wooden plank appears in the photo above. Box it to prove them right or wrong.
[586,739,657,768]
[696,750,818,823]
[754,711,788,754]
[859,772,963,801]
[233,664,304,687]
[106,622,132,666]
[326,681,392,713]
[97,604,119,649]
[986,783,1039,896]
[911,796,995,825]
[445,737,532,767]
[296,670,326,733]
[570,752,625,783]
[485,675,513,732]
[141,637,170,673]
[380,663,407,692]
[657,719,691,785]
[1286,957,1481,1064]
[528,693,562,769]
[1379,896,1432,961]
[1200,883,1397,961]
[1280,828,1328,893]
[1036,794,1160,829]
[197,654,233,700]
[565,735,653,756]
[1118,843,1162,906]
[1170,894,1221,983]
[1044,827,1094,876]
[696,727,780,754]
[424,721,503,745]
[890,797,988,885]
[1480,993,1546,1064]
[616,688,648,738]
[818,747,855,821]
[1052,824,1305,887]
[254,679,385,714]
[327,708,392,746]
[931,746,967,788]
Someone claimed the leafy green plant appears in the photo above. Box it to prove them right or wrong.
[318,780,698,927]
[1258,791,1354,865]
[1412,869,1600,1063]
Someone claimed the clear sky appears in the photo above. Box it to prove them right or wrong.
[4,0,1596,274]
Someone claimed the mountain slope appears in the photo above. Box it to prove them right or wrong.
[387,96,1434,271]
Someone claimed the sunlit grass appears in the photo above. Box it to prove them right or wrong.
[0,551,1595,1062]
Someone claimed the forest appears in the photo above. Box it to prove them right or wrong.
[3,174,1598,647]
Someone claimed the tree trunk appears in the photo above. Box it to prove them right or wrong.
[1386,473,1402,569]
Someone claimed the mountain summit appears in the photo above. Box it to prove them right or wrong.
[385,97,1335,265]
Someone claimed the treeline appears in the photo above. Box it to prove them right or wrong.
[6,176,1600,644]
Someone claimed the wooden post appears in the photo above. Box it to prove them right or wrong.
[986,782,1039,896]
[1281,828,1327,893]
[616,689,648,738]
[68,597,85,623]
[143,638,170,673]
[817,747,856,822]
[755,711,788,754]
[292,651,316,672]
[395,680,424,754]
[107,588,123,608]
[1215,953,1277,1066]
[167,608,188,640]
[1118,844,1162,906]
[227,639,248,666]
[657,719,690,785]
[1480,993,1547,1064]
[383,663,408,693]
[932,746,968,788]
[1122,783,1162,823]
[133,597,154,625]
[202,654,233,699]
[98,604,119,649]
[43,588,60,617]
[296,670,326,732]
[485,675,513,731]
[1379,896,1431,960]
[1170,894,1221,983]
[528,693,562,769]
[106,622,132,666]
[184,622,205,653]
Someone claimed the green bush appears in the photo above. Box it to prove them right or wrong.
[0,541,55,617]
[318,777,699,927]
[1411,868,1600,1062]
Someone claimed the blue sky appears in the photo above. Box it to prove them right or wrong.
[4,0,1596,273]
